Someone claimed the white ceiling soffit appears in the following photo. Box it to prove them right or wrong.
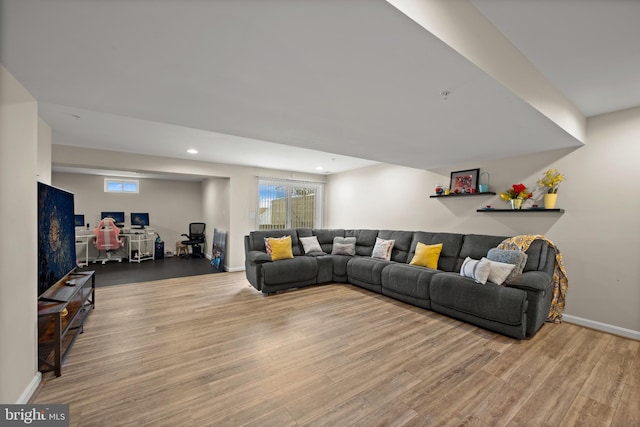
[42,103,378,175]
[471,0,640,118]
[2,0,584,174]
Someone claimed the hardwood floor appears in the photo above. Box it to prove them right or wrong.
[32,272,639,426]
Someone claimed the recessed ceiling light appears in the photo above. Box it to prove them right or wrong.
[315,166,323,171]
[187,148,198,154]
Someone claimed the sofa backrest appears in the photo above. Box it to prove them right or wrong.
[522,239,554,274]
[311,228,345,254]
[457,234,556,275]
[456,234,507,272]
[408,231,465,272]
[248,228,302,256]
[378,230,415,263]
[345,229,379,256]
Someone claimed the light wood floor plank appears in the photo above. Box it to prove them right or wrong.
[32,272,639,426]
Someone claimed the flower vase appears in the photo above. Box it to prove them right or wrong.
[510,199,523,210]
[544,193,558,209]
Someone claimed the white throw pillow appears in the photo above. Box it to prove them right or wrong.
[481,257,516,285]
[460,257,491,284]
[371,237,395,261]
[300,236,323,254]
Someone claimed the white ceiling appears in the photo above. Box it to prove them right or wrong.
[1,0,638,178]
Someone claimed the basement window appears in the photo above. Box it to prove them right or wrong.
[257,177,324,230]
[104,178,139,193]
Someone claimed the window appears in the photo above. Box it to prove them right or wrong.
[104,178,139,193]
[257,177,324,230]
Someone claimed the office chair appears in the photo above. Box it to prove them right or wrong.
[181,222,206,258]
[93,217,125,264]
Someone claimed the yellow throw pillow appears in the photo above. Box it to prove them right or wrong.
[409,242,443,269]
[268,235,294,261]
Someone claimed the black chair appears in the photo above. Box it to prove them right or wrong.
[181,222,206,258]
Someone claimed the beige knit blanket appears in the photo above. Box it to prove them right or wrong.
[498,235,568,323]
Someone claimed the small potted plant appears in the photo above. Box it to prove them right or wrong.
[499,183,533,209]
[537,169,565,209]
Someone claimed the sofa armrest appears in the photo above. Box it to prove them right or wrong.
[247,250,272,264]
[505,271,552,294]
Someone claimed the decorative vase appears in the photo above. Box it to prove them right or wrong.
[510,199,523,210]
[544,193,558,209]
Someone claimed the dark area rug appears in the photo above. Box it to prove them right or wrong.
[77,255,221,287]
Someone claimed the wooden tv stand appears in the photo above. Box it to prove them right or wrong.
[38,270,95,376]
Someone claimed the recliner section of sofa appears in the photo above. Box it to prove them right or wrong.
[244,228,556,339]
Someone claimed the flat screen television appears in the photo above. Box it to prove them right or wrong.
[38,182,77,297]
[130,212,150,229]
[74,214,85,227]
[101,211,125,227]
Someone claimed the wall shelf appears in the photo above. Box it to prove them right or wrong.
[430,192,496,198]
[476,208,565,213]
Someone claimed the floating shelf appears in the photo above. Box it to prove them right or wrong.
[476,208,565,213]
[430,192,496,198]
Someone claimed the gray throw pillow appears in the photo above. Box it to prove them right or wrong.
[486,248,528,281]
[300,236,324,254]
[332,236,356,256]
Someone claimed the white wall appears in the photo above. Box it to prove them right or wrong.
[0,65,40,403]
[52,173,204,253]
[37,118,52,184]
[202,177,230,264]
[327,107,640,336]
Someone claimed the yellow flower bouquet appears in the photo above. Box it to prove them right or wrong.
[538,169,565,194]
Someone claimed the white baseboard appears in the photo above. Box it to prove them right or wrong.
[562,314,640,341]
[17,372,41,404]
[226,266,245,273]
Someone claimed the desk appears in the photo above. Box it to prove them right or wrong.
[75,232,93,267]
[121,228,156,263]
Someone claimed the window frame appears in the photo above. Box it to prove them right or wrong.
[104,178,139,194]
[256,177,324,230]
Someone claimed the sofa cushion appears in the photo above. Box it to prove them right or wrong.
[430,272,528,326]
[332,236,356,255]
[330,255,351,282]
[371,237,395,261]
[409,242,442,269]
[460,257,491,284]
[481,257,516,285]
[382,264,437,300]
[378,230,414,263]
[268,236,294,261]
[300,236,324,254]
[347,257,392,286]
[261,256,318,285]
[409,232,464,272]
[345,229,379,256]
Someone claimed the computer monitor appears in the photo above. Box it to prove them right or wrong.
[101,211,125,227]
[130,212,150,229]
[74,214,85,227]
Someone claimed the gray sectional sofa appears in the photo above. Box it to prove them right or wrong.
[244,228,556,339]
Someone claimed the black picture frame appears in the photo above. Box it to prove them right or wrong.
[450,168,480,194]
